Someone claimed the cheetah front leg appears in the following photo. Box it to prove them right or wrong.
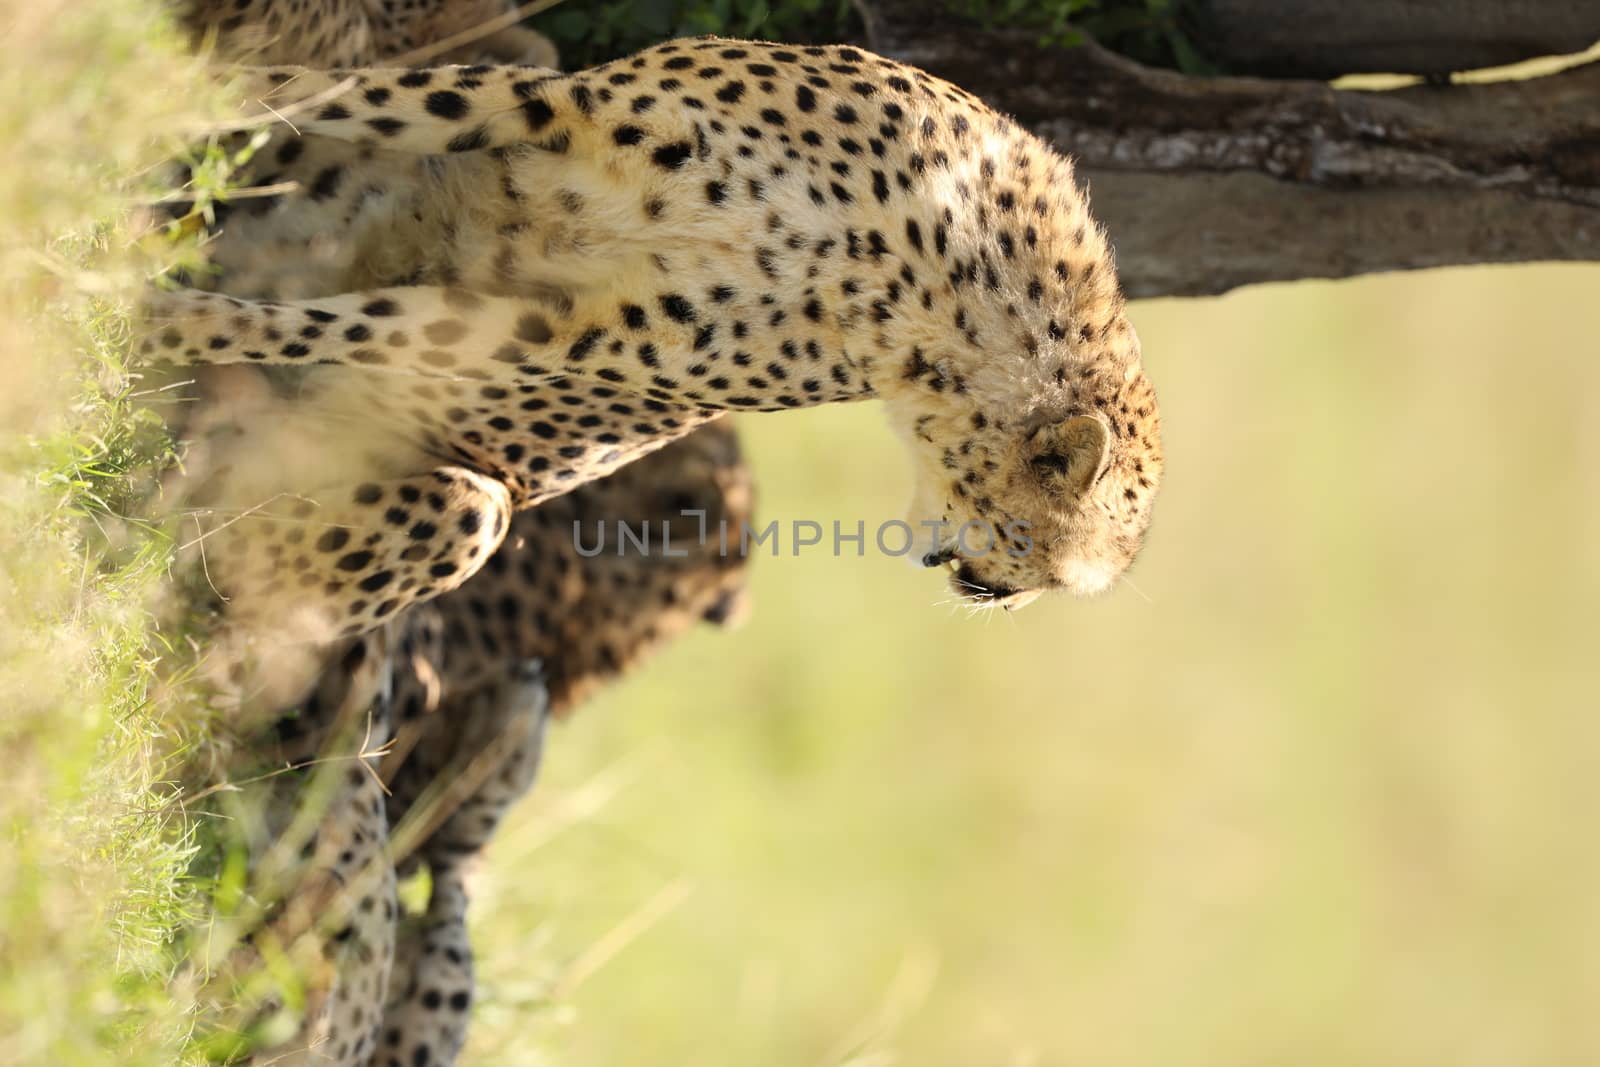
[141,285,579,383]
[256,765,399,1067]
[209,767,401,1067]
[372,666,549,1067]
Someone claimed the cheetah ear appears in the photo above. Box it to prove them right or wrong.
[1027,415,1111,499]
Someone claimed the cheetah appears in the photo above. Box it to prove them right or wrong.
[141,35,1164,641]
[155,28,1164,1066]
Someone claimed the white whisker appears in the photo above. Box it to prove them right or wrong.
[1119,572,1154,604]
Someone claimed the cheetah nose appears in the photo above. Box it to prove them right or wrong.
[921,546,957,568]
[701,589,750,628]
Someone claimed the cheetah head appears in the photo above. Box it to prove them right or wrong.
[884,317,1163,610]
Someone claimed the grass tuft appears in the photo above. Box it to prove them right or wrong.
[0,2,241,1064]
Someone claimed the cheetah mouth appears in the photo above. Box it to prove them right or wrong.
[948,563,1040,610]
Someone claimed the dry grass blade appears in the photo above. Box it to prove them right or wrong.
[184,73,359,137]
[548,877,694,1000]
[389,0,571,66]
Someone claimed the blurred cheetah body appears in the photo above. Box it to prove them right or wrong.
[170,8,754,1066]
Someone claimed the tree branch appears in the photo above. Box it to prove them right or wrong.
[1187,0,1600,79]
[871,4,1600,296]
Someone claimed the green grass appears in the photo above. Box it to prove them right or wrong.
[950,0,1213,71]
[530,0,857,69]
[0,3,235,1063]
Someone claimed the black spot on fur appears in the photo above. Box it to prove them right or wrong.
[567,328,605,361]
[309,166,342,201]
[316,529,349,552]
[659,294,696,322]
[521,98,555,130]
[424,90,469,119]
[651,141,693,169]
[446,126,490,152]
[357,570,394,592]
[515,314,551,343]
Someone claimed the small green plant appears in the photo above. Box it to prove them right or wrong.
[0,3,262,1063]
[947,0,1217,73]
[531,0,856,68]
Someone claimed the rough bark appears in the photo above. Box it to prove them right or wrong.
[1189,0,1600,78]
[871,3,1600,297]
[1087,174,1600,299]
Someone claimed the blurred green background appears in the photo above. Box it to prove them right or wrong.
[464,264,1600,1066]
